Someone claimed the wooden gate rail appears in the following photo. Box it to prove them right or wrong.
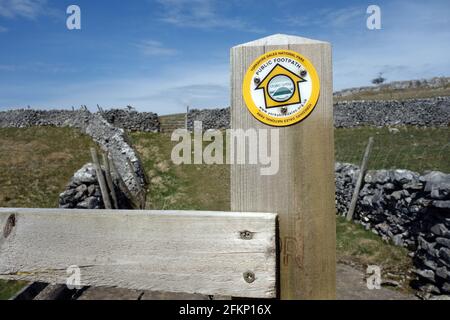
[0,208,277,298]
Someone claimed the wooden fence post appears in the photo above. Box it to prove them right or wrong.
[231,34,335,299]
[90,147,112,209]
[346,137,374,221]
[185,105,189,130]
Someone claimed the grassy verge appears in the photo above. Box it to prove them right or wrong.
[0,127,98,299]
[129,132,230,211]
[335,127,450,172]
[336,217,413,291]
[334,85,450,102]
[0,127,98,208]
[0,280,28,300]
[130,127,450,212]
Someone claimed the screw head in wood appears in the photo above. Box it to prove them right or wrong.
[280,107,288,114]
[243,271,255,283]
[240,230,253,240]
[254,77,261,85]
[300,70,307,77]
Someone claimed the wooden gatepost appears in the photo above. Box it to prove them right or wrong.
[231,34,336,299]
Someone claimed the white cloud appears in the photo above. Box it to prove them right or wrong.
[135,40,178,56]
[0,63,230,114]
[0,0,47,19]
[156,0,263,32]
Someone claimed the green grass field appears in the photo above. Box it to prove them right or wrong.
[335,127,450,172]
[336,217,412,289]
[0,128,98,299]
[1,125,448,298]
[0,127,98,208]
[334,83,450,102]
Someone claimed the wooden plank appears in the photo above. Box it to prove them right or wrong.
[33,284,76,300]
[0,208,277,298]
[231,34,336,299]
[346,137,374,221]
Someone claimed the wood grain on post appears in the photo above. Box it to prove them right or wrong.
[346,137,374,221]
[90,148,112,209]
[231,34,336,299]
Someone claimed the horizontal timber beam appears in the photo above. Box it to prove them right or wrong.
[0,208,277,298]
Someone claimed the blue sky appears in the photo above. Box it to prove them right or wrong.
[0,0,449,114]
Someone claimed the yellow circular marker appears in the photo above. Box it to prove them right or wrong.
[242,49,320,127]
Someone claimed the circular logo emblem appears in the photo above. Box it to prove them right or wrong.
[268,75,295,102]
[242,49,320,127]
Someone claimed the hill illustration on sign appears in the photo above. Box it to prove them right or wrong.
[255,64,306,108]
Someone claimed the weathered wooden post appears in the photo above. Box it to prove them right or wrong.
[185,105,190,130]
[231,34,335,299]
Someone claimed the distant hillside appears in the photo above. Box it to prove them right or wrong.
[334,77,450,102]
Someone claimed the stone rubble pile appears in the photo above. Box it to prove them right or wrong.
[335,162,450,297]
[59,163,132,209]
[59,164,104,209]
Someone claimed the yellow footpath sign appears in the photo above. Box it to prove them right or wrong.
[242,49,320,126]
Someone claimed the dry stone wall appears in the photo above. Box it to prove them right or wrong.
[101,109,159,132]
[335,162,450,298]
[58,163,133,209]
[334,97,450,127]
[0,108,148,200]
[187,108,230,131]
[64,110,147,200]
[0,108,160,132]
[185,96,450,130]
